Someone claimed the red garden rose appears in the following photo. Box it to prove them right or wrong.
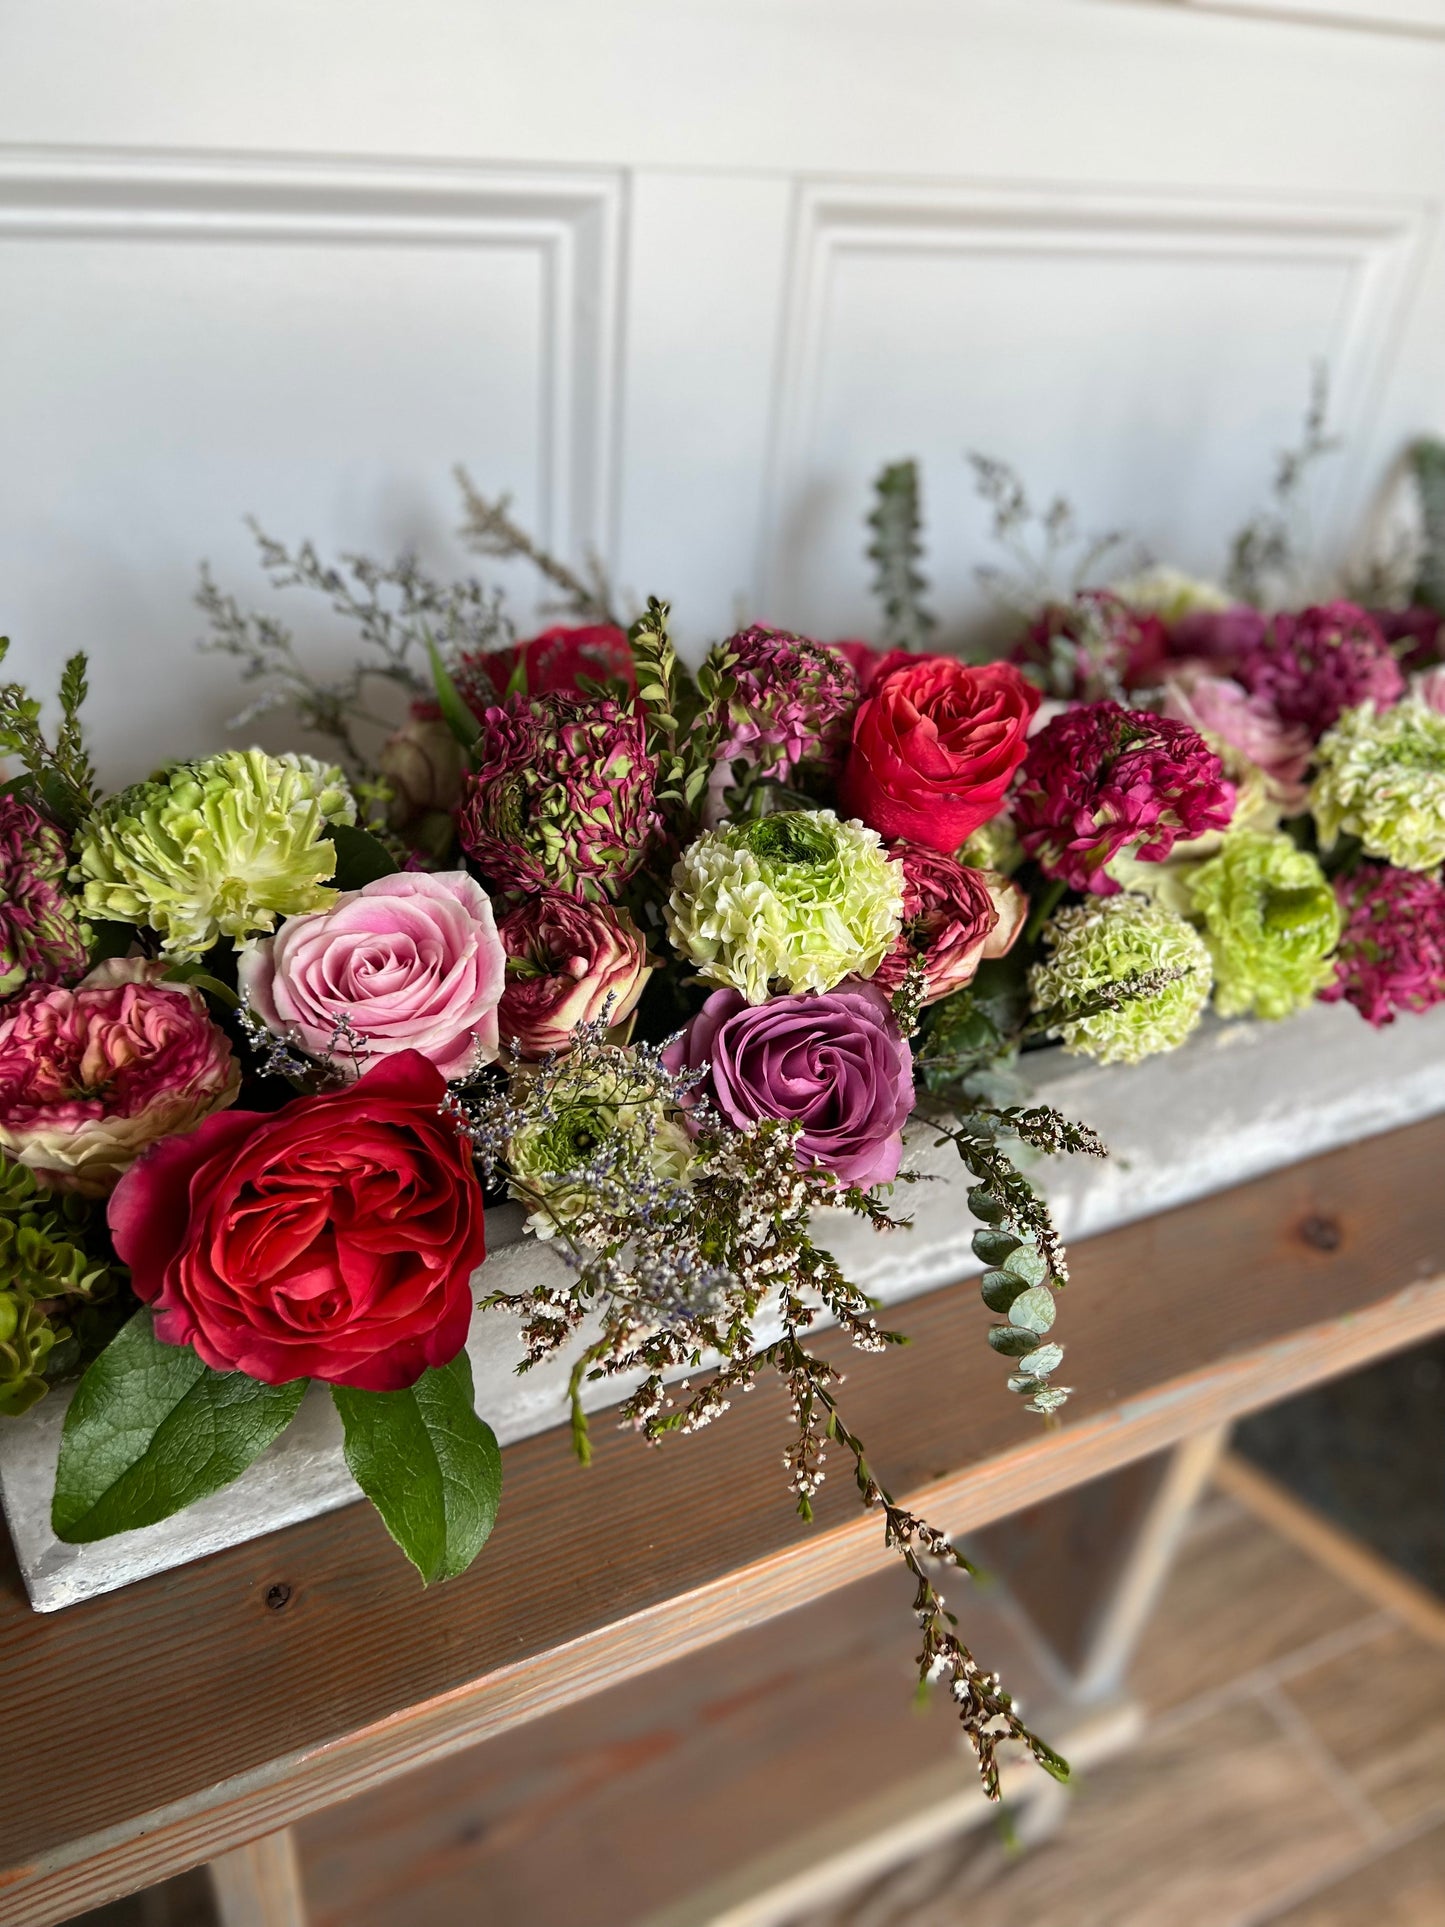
[836,657,1039,851]
[107,1052,485,1391]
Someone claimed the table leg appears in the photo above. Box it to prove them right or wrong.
[208,1828,309,1927]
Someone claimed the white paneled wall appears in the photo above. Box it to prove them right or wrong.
[2,0,1444,784]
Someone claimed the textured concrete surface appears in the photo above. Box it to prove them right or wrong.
[6,1000,1445,1611]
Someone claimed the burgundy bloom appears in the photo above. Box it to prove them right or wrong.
[1236,602,1404,740]
[662,982,914,1188]
[0,793,88,999]
[872,844,1027,1004]
[1013,701,1235,894]
[1011,592,1168,701]
[497,892,651,1059]
[1166,604,1269,675]
[1320,863,1445,1027]
[457,693,661,902]
[1371,606,1442,674]
[715,625,860,781]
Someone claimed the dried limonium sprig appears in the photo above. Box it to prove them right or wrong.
[446,1017,1070,1795]
[237,999,372,1088]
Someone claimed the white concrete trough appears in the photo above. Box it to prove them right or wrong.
[5,999,1445,1611]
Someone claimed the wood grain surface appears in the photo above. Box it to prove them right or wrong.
[6,1112,1445,1926]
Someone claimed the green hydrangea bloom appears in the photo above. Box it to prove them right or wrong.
[1311,699,1445,873]
[74,749,356,958]
[1029,894,1213,1065]
[508,1060,692,1241]
[1186,829,1340,1020]
[666,809,905,1003]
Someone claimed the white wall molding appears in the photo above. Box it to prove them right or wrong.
[1175,0,1445,42]
[0,147,625,563]
[761,180,1429,619]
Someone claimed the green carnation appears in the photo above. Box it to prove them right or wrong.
[1311,699,1445,872]
[508,1058,692,1241]
[1186,829,1340,1020]
[75,750,356,958]
[665,809,905,1003]
[1029,894,1212,1065]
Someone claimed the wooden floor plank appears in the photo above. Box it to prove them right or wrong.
[7,1114,1445,1925]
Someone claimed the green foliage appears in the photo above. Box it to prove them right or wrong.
[1411,437,1445,616]
[0,1153,119,1417]
[52,1310,305,1540]
[0,636,99,832]
[627,597,736,837]
[332,1352,503,1584]
[867,460,936,651]
[426,638,483,755]
[326,821,401,891]
[454,464,621,627]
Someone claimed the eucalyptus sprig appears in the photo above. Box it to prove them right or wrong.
[867,459,937,652]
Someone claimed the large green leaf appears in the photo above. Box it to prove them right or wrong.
[52,1310,306,1542]
[327,821,399,890]
[427,639,483,753]
[332,1352,502,1584]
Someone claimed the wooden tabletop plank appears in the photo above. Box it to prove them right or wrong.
[5,1111,1445,1926]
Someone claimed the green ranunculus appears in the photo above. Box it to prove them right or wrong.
[1029,894,1212,1065]
[665,809,905,1004]
[1311,699,1445,873]
[1187,829,1340,1020]
[507,1059,692,1240]
[74,750,356,959]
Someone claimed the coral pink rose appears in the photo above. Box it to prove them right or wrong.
[240,871,505,1082]
[108,1052,485,1390]
[497,893,651,1059]
[872,845,1027,1005]
[0,959,239,1197]
[837,657,1039,852]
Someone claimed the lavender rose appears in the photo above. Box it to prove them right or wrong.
[663,982,914,1188]
[239,870,505,1081]
[0,959,239,1196]
[497,893,652,1060]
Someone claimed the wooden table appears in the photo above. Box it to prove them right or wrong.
[5,1112,1445,1927]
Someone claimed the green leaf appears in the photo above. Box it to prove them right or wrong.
[1002,1246,1049,1288]
[327,822,399,890]
[427,639,483,753]
[1006,1286,1057,1336]
[980,1269,1027,1315]
[972,1229,1021,1268]
[966,1186,1008,1226]
[987,1325,1042,1358]
[52,1310,306,1542]
[1018,1342,1065,1378]
[332,1351,502,1584]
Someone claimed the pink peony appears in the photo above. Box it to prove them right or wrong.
[497,892,651,1059]
[1159,666,1313,813]
[1013,701,1235,894]
[0,794,89,999]
[239,870,505,1081]
[1011,591,1168,701]
[662,981,914,1188]
[0,959,239,1196]
[1320,863,1445,1028]
[1237,602,1404,740]
[872,844,1027,1004]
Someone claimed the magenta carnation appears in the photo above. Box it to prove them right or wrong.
[1237,602,1404,740]
[715,625,860,780]
[0,959,239,1196]
[458,693,661,902]
[1320,863,1445,1028]
[1013,701,1235,894]
[662,982,914,1189]
[872,844,1027,1004]
[1011,592,1168,701]
[0,794,88,999]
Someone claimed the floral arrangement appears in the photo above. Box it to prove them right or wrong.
[2,401,1443,1801]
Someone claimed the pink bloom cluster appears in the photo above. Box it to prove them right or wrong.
[1320,863,1445,1028]
[716,625,860,782]
[1236,602,1404,740]
[0,959,239,1196]
[1013,701,1235,893]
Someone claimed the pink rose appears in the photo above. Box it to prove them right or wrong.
[239,870,505,1082]
[1160,666,1313,813]
[497,893,651,1059]
[0,959,239,1197]
[872,845,1027,1005]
